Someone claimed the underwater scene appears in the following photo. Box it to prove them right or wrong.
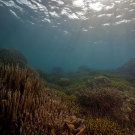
[0,0,135,134]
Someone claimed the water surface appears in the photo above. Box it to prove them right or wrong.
[0,0,135,72]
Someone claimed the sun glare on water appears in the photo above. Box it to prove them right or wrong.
[73,0,104,11]
[73,0,84,7]
[90,2,104,11]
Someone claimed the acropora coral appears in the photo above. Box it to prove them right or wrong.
[85,116,122,135]
[1,61,135,135]
[76,87,125,117]
[0,64,85,135]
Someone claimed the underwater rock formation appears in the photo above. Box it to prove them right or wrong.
[52,67,65,76]
[0,48,27,68]
[36,68,48,81]
[55,78,72,87]
[77,65,91,73]
[86,76,110,89]
[116,58,135,77]
[46,67,66,83]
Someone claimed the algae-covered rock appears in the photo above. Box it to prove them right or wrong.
[85,76,110,89]
[116,58,135,77]
[55,78,72,87]
[52,67,65,76]
[77,65,90,73]
[0,48,27,68]
[36,68,48,81]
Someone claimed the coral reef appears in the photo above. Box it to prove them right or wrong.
[1,61,135,135]
[0,64,85,135]
[76,87,125,117]
[36,68,48,81]
[85,75,110,89]
[85,116,122,135]
[0,64,44,134]
[58,92,81,113]
[46,67,66,84]
[0,48,27,68]
[63,115,85,135]
[55,78,72,87]
[19,89,71,135]
[76,87,135,134]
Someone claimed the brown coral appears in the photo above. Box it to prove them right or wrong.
[85,116,122,135]
[63,115,85,135]
[0,64,84,135]
[76,87,125,117]
[76,87,135,134]
[0,63,44,134]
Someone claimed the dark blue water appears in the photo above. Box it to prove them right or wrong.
[0,0,135,72]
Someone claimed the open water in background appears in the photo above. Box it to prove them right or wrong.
[0,0,135,72]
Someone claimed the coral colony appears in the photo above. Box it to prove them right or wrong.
[0,48,135,135]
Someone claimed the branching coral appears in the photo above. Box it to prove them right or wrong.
[58,92,81,112]
[19,88,71,135]
[0,64,85,135]
[76,87,135,134]
[0,63,45,134]
[76,87,125,117]
[85,116,122,135]
[0,63,43,94]
[1,64,135,134]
